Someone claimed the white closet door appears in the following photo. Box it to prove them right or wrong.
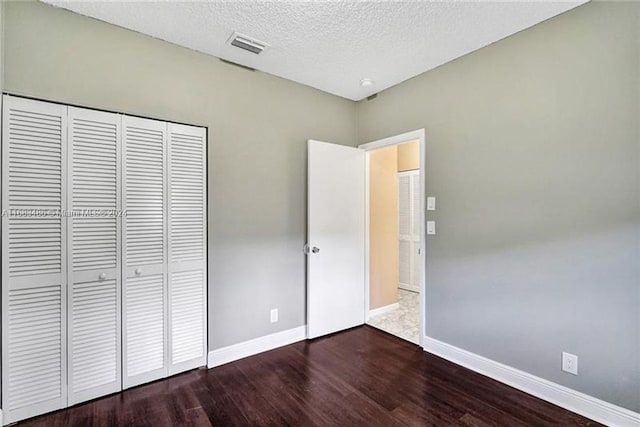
[398,173,412,289]
[398,170,420,293]
[410,172,421,289]
[67,107,122,404]
[167,123,207,374]
[1,96,68,423]
[122,116,168,388]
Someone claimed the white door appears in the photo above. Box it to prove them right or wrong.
[398,170,421,293]
[121,115,168,388]
[67,107,122,404]
[167,123,207,374]
[306,140,365,339]
[1,96,68,423]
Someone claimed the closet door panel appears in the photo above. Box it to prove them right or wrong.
[398,171,420,292]
[67,107,121,404]
[122,116,168,388]
[398,240,411,287]
[2,96,67,423]
[398,174,411,289]
[167,123,207,374]
[124,273,165,380]
[410,173,421,289]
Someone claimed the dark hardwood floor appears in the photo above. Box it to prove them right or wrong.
[20,326,600,426]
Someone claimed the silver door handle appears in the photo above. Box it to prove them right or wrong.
[135,268,142,276]
[98,273,107,280]
[303,244,320,255]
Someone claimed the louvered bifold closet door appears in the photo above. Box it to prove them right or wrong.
[1,96,68,423]
[167,123,207,375]
[398,170,421,292]
[410,172,421,290]
[122,116,168,388]
[67,107,122,404]
[398,174,411,289]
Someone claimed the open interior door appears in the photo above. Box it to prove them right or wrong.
[306,140,365,339]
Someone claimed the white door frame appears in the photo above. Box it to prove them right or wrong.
[359,129,426,348]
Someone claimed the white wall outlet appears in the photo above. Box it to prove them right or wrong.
[427,221,436,235]
[562,352,578,375]
[270,308,279,323]
[427,196,436,211]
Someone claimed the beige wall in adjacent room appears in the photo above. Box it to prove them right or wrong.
[369,145,399,310]
[397,140,420,172]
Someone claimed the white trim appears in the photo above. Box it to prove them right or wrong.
[367,302,399,319]
[398,283,420,293]
[423,336,640,427]
[360,129,426,348]
[358,129,424,152]
[397,169,420,177]
[207,326,307,369]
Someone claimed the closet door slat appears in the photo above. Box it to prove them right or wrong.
[2,95,68,424]
[67,107,122,405]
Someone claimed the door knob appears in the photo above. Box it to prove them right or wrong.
[98,273,107,280]
[311,246,320,254]
[135,268,142,276]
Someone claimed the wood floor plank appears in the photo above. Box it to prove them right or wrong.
[17,326,602,426]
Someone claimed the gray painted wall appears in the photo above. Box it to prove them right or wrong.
[357,2,640,412]
[2,1,357,350]
[3,0,639,416]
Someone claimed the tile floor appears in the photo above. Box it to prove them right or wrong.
[367,289,419,344]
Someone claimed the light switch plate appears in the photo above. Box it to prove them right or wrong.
[427,196,436,211]
[427,221,436,235]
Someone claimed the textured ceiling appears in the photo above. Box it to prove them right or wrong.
[43,0,587,101]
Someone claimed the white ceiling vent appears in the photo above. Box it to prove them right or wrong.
[227,32,269,55]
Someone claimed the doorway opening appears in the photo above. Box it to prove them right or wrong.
[360,130,426,346]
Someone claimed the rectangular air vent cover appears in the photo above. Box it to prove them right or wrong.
[228,32,269,55]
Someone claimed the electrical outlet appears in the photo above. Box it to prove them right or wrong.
[270,308,278,323]
[562,352,578,375]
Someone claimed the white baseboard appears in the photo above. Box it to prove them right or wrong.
[208,326,306,368]
[368,302,399,319]
[398,283,420,293]
[423,336,640,427]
